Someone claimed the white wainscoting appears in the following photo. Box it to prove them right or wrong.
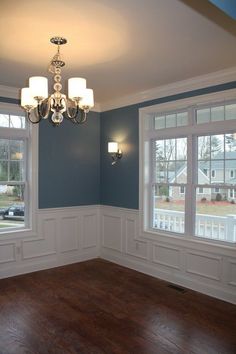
[100,205,236,304]
[0,206,100,279]
[1,204,235,304]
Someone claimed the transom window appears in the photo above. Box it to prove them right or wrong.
[140,92,236,244]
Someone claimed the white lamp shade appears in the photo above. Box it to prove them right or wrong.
[21,88,37,107]
[79,89,94,108]
[68,78,86,100]
[108,142,118,153]
[29,76,48,99]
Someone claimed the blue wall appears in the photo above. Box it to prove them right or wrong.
[2,81,236,210]
[208,0,236,20]
[100,82,236,209]
[38,111,100,208]
[0,96,101,208]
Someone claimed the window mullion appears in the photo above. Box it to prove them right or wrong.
[149,139,156,229]
[185,107,196,237]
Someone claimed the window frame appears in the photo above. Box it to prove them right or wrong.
[139,88,236,248]
[0,102,38,240]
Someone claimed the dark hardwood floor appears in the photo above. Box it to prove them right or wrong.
[0,259,235,354]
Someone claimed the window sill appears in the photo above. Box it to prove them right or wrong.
[0,227,37,241]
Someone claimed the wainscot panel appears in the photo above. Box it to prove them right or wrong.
[0,206,100,279]
[100,205,236,304]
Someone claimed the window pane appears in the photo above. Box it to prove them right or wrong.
[0,114,9,128]
[198,136,210,160]
[0,139,9,160]
[225,160,236,185]
[198,134,236,185]
[166,114,176,128]
[177,112,188,127]
[0,184,25,230]
[155,138,187,183]
[155,140,165,160]
[176,138,187,160]
[0,161,8,181]
[10,161,23,181]
[198,161,210,184]
[155,163,166,183]
[197,108,210,124]
[195,188,236,242]
[225,134,236,154]
[154,116,165,129]
[153,185,185,234]
[165,139,175,160]
[176,161,187,183]
[211,106,224,122]
[225,104,236,121]
[10,140,24,160]
[155,162,176,183]
[9,115,26,129]
[211,135,223,159]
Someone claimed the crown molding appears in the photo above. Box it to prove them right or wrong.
[93,103,101,112]
[2,66,236,113]
[100,67,236,112]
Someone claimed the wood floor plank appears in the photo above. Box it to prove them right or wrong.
[0,259,235,354]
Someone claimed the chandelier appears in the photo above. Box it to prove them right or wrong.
[21,37,94,126]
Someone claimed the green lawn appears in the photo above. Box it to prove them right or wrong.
[156,200,236,216]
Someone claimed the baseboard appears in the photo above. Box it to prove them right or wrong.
[100,250,236,305]
[0,251,98,280]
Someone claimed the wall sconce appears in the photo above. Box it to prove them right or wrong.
[108,142,122,165]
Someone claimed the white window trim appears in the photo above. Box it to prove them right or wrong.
[0,102,38,240]
[139,88,236,250]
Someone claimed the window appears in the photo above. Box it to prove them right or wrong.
[140,92,236,244]
[0,103,37,234]
[180,186,185,194]
[153,137,187,233]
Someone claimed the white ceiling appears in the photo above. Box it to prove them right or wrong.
[1,0,236,105]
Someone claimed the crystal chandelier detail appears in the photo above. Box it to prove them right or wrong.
[21,37,94,126]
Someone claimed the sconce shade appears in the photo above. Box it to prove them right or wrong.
[21,87,37,107]
[68,78,86,100]
[108,142,118,153]
[29,76,48,99]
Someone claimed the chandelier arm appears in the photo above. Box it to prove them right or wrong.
[26,111,42,124]
[68,112,86,125]
[75,111,87,124]
[37,98,51,119]
[66,104,80,120]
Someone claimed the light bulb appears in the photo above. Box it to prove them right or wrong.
[51,111,63,125]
